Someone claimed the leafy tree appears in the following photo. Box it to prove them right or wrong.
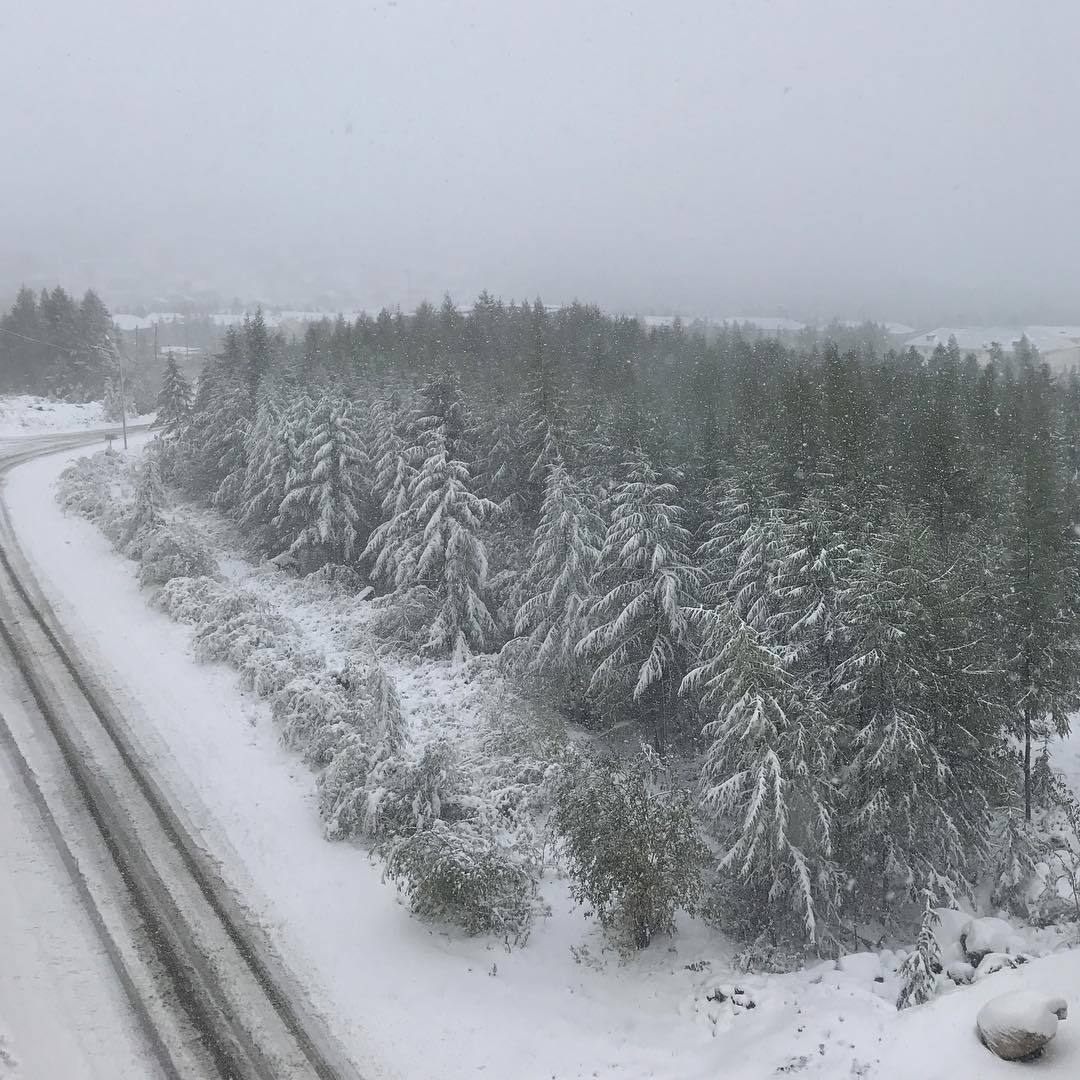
[551,748,707,949]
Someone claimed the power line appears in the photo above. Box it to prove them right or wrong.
[0,324,115,357]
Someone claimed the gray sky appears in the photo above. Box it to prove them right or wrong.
[2,0,1078,323]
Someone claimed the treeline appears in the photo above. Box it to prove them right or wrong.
[157,297,1080,950]
[0,286,117,399]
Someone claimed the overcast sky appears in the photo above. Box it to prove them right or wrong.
[1,1,1078,323]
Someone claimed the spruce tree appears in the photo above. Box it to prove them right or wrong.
[512,460,603,676]
[576,457,698,750]
[364,435,499,659]
[685,612,838,943]
[276,392,369,569]
[1002,349,1080,820]
[154,352,193,438]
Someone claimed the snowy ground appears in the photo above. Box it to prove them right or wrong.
[0,396,111,436]
[6,435,1080,1078]
[0,395,154,440]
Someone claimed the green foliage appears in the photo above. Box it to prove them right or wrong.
[551,749,707,949]
[383,819,537,941]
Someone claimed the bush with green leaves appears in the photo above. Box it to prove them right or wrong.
[382,818,537,942]
[550,748,707,949]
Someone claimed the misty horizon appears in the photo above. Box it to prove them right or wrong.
[3,1,1079,326]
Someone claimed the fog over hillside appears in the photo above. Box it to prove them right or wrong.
[2,1,1079,323]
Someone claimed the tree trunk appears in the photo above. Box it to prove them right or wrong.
[1024,705,1033,822]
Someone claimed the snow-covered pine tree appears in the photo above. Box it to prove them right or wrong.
[367,654,407,770]
[369,390,418,518]
[576,456,698,751]
[511,460,602,677]
[181,328,252,504]
[103,376,125,422]
[1001,348,1080,820]
[475,394,525,509]
[696,447,784,631]
[833,514,986,920]
[363,434,499,659]
[274,392,369,570]
[414,363,468,460]
[123,441,167,551]
[770,492,848,685]
[895,901,942,1010]
[521,300,569,498]
[684,611,839,944]
[154,352,193,438]
[238,389,305,552]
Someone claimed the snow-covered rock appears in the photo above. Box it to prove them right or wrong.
[975,952,1018,979]
[946,961,975,985]
[838,952,882,981]
[977,990,1068,1061]
[961,917,1022,964]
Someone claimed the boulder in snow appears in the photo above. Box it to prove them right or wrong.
[932,908,974,965]
[977,990,1067,1061]
[975,952,1018,979]
[946,961,975,985]
[961,917,1021,965]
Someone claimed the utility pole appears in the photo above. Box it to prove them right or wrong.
[117,338,128,450]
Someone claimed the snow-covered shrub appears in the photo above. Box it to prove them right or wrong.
[238,647,309,699]
[896,903,943,1009]
[154,575,231,624]
[56,450,123,522]
[364,741,461,841]
[1038,777,1080,924]
[123,444,166,554]
[318,733,374,839]
[191,593,294,668]
[136,525,217,587]
[382,818,537,941]
[272,671,367,764]
[366,586,438,647]
[550,748,707,949]
[101,500,137,550]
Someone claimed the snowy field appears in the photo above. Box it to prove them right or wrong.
[5,434,1080,1078]
[0,395,109,436]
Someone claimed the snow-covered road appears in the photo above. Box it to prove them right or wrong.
[0,668,162,1080]
[0,430,357,1080]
